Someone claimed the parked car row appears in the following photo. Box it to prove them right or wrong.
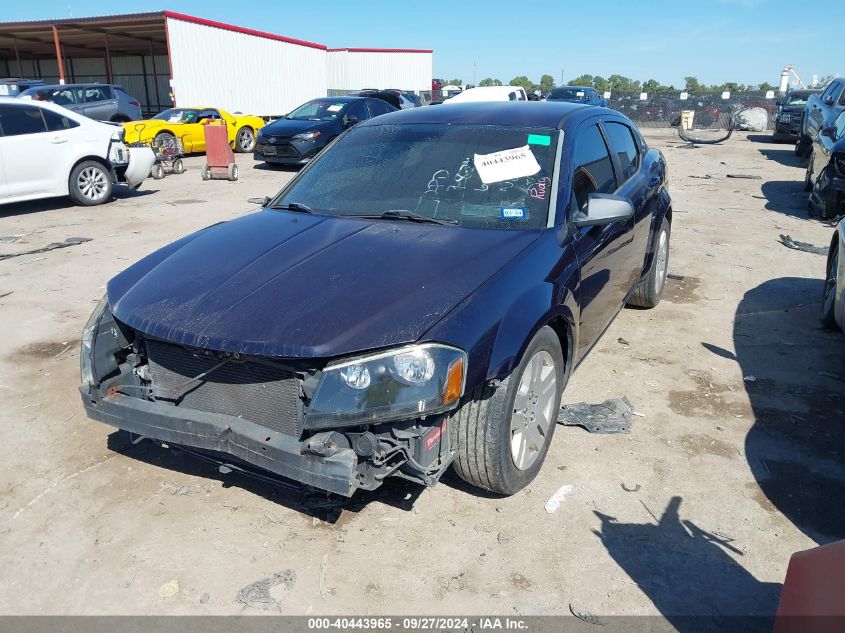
[790,79,845,220]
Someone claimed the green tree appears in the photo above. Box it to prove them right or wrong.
[592,75,610,93]
[608,74,640,92]
[509,75,538,92]
[568,73,594,87]
[479,77,502,87]
[539,74,555,93]
[446,79,462,87]
[684,76,702,93]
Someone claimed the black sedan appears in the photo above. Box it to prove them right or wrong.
[805,110,845,218]
[80,102,672,498]
[254,96,397,165]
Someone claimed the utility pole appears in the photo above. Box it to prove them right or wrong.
[473,61,477,86]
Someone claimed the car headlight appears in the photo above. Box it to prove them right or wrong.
[81,295,109,385]
[292,130,321,141]
[305,343,467,429]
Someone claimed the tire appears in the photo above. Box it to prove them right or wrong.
[628,216,671,308]
[804,156,814,192]
[821,242,839,330]
[68,160,113,206]
[235,127,255,153]
[795,132,811,157]
[172,158,185,174]
[450,326,565,495]
[153,131,176,150]
[201,161,210,181]
[227,163,239,181]
[151,163,165,180]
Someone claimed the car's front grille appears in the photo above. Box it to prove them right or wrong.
[145,340,303,437]
[255,142,299,158]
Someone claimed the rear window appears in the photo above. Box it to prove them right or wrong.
[274,123,558,229]
[43,109,79,131]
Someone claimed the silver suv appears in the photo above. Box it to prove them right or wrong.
[18,83,142,123]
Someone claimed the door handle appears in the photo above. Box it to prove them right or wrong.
[49,137,68,144]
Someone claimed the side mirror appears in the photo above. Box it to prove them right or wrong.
[343,116,359,129]
[820,126,837,139]
[824,95,835,105]
[247,196,270,206]
[571,194,635,228]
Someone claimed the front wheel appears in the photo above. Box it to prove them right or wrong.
[804,156,814,192]
[795,132,811,157]
[821,242,839,330]
[172,158,185,174]
[628,216,671,308]
[69,161,113,206]
[235,127,255,153]
[450,326,564,495]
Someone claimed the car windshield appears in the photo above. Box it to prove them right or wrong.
[784,94,810,106]
[272,123,558,229]
[152,108,200,123]
[549,88,586,100]
[288,100,347,121]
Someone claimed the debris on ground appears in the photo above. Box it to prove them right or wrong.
[544,484,573,514]
[558,397,634,434]
[235,569,296,610]
[621,483,642,492]
[158,579,180,598]
[667,272,685,280]
[0,237,92,262]
[726,174,762,180]
[569,603,603,626]
[200,592,210,604]
[617,337,630,345]
[0,235,21,243]
[319,553,335,598]
[778,234,828,256]
[743,375,757,383]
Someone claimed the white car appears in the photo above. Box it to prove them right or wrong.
[0,97,154,207]
[442,86,528,104]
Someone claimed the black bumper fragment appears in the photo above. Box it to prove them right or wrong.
[80,387,359,496]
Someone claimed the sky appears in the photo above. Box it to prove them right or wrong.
[4,0,842,88]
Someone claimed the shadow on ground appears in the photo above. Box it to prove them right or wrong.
[595,496,780,631]
[736,277,845,543]
[1,187,157,218]
[106,430,423,524]
[760,181,814,220]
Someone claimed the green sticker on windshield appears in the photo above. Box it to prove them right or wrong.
[527,134,551,146]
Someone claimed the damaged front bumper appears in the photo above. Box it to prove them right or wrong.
[810,169,845,218]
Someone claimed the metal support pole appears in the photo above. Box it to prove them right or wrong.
[139,54,151,115]
[104,33,113,83]
[52,24,65,83]
[13,37,22,76]
[149,41,159,110]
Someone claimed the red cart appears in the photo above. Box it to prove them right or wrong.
[200,121,238,181]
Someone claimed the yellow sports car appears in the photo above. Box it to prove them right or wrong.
[123,107,265,154]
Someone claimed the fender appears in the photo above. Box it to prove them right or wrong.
[421,231,580,392]
[639,187,672,280]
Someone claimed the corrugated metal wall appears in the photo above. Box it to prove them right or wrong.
[166,16,327,117]
[326,50,432,92]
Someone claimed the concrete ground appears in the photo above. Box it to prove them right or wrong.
[0,131,842,618]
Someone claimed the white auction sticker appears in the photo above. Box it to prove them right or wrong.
[473,145,541,184]
[327,104,343,112]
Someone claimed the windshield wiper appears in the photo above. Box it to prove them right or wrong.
[269,202,315,214]
[348,210,457,225]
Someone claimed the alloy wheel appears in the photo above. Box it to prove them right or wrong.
[655,229,669,296]
[823,249,838,317]
[510,350,557,470]
[77,167,108,201]
[238,128,255,151]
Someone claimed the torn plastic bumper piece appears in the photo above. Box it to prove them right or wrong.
[79,387,359,496]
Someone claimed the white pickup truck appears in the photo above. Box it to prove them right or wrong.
[0,97,154,207]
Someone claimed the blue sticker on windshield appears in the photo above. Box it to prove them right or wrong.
[501,207,526,219]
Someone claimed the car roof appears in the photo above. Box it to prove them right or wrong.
[319,95,369,103]
[358,101,607,129]
[554,86,591,90]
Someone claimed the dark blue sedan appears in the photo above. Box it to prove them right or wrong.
[80,102,672,497]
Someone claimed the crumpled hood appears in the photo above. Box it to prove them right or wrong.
[108,211,538,359]
[260,118,335,138]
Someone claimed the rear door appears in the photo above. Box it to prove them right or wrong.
[811,81,842,136]
[565,119,637,359]
[601,120,650,288]
[81,85,118,121]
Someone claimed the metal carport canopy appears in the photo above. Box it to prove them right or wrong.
[0,12,168,83]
